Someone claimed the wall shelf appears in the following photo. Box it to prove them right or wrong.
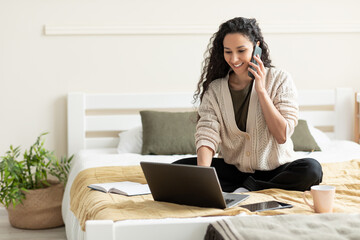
[44,23,360,36]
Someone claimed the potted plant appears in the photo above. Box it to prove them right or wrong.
[0,132,73,229]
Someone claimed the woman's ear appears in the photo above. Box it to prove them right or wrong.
[256,41,260,46]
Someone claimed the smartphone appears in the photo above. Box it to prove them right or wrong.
[248,45,262,79]
[240,200,293,212]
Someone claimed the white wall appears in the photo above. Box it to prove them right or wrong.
[1,0,360,157]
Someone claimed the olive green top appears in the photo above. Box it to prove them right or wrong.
[228,80,253,132]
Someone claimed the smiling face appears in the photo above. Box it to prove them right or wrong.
[223,33,254,77]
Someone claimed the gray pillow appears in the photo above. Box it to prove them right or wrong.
[291,119,321,152]
[140,111,197,155]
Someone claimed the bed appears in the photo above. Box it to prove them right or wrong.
[63,88,360,240]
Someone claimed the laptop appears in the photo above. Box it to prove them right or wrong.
[140,162,249,209]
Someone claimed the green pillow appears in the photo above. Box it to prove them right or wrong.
[291,119,321,152]
[140,111,197,155]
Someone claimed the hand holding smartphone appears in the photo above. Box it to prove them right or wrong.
[248,44,262,80]
[240,200,293,212]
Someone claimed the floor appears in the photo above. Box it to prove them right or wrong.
[0,207,67,240]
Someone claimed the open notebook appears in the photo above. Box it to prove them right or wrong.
[88,181,151,196]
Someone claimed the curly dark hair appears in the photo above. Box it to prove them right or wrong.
[194,17,274,103]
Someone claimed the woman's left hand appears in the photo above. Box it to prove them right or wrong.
[248,55,266,94]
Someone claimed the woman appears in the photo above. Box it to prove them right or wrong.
[174,17,323,193]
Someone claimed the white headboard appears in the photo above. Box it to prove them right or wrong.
[297,88,354,140]
[67,93,197,156]
[67,88,354,156]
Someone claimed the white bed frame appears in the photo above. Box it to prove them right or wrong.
[67,88,354,240]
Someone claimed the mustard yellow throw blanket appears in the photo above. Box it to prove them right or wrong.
[70,160,360,231]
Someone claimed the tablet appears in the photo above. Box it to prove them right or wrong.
[240,201,293,212]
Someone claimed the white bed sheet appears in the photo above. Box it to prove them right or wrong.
[62,140,360,240]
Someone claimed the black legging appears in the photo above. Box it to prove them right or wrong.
[172,157,323,192]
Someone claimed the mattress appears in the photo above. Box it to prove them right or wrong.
[62,140,360,240]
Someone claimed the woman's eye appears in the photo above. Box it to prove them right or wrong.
[238,50,245,53]
[225,51,232,54]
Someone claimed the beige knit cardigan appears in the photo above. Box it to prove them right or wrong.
[195,68,299,173]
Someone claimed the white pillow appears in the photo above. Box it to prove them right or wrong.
[308,124,331,151]
[117,126,143,154]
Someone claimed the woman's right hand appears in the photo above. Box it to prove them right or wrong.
[197,146,214,167]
